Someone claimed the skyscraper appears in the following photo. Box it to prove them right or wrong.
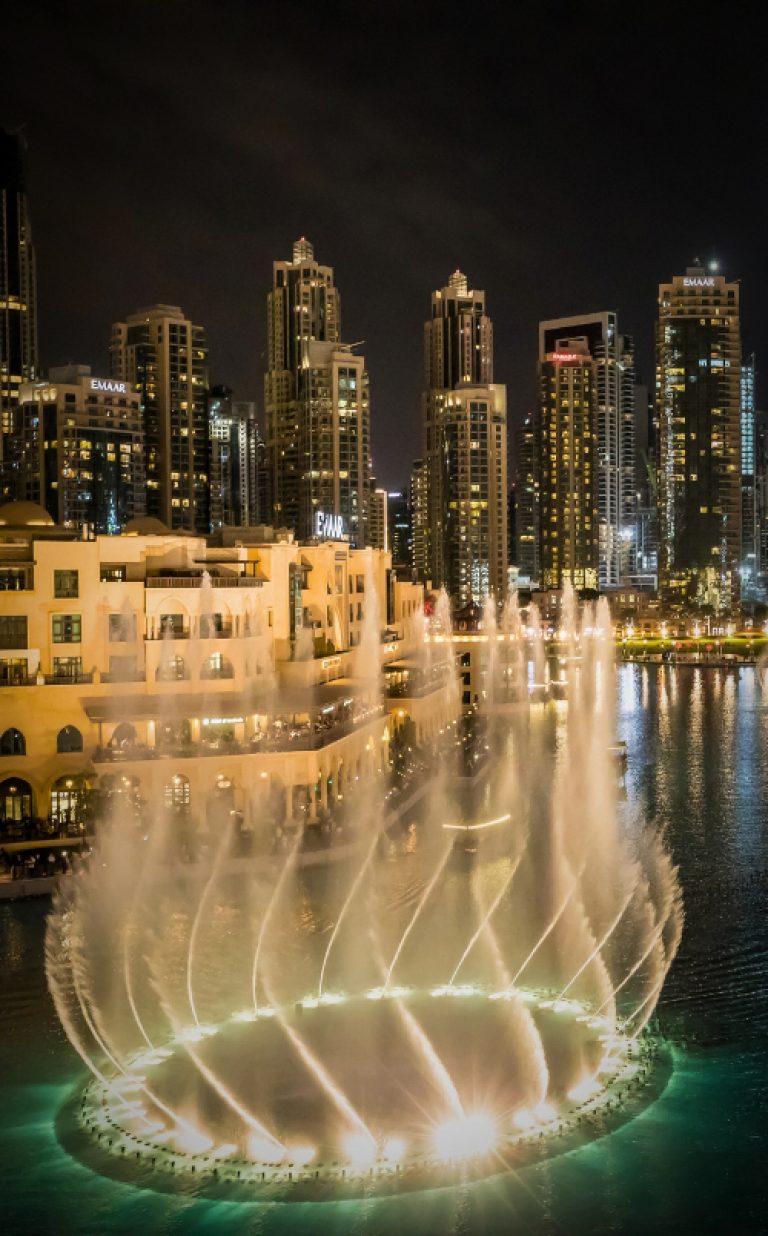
[422,271,507,604]
[264,239,372,544]
[387,490,412,572]
[656,265,742,609]
[740,356,759,598]
[409,458,429,582]
[511,412,539,584]
[13,365,145,532]
[537,341,598,591]
[110,304,209,533]
[208,386,269,529]
[539,313,635,588]
[0,130,37,494]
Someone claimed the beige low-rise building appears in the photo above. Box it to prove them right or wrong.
[0,502,457,839]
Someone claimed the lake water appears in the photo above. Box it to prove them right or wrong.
[1,664,767,1235]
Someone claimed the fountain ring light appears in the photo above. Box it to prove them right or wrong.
[70,984,669,1201]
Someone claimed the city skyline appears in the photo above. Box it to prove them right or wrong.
[4,4,766,488]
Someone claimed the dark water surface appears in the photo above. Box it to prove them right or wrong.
[1,665,767,1235]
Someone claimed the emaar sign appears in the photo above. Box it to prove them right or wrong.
[315,511,347,540]
[683,277,716,288]
[91,378,127,394]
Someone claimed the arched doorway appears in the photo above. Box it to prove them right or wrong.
[109,722,137,752]
[164,773,191,818]
[0,777,33,829]
[50,774,92,833]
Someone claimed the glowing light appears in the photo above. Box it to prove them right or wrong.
[433,1113,498,1161]
[174,1125,214,1154]
[513,1108,535,1130]
[382,1136,406,1163]
[342,1130,377,1169]
[211,1142,237,1159]
[533,1101,557,1122]
[568,1075,601,1103]
[286,1143,317,1166]
[442,812,511,832]
[318,992,345,1006]
[430,983,477,998]
[248,1134,285,1163]
[232,1009,257,1023]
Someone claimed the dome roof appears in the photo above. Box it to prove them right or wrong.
[123,516,170,535]
[0,500,55,527]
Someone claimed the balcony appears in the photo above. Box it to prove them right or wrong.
[43,672,94,685]
[100,670,147,683]
[146,576,262,588]
[92,704,386,763]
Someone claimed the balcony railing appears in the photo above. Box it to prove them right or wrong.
[43,672,94,685]
[93,706,387,763]
[145,576,262,588]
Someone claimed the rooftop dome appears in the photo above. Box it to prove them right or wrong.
[0,500,55,527]
[123,516,170,536]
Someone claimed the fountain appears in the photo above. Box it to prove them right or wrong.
[46,588,682,1201]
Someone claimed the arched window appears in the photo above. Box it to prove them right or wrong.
[157,655,186,681]
[57,725,83,753]
[0,727,25,756]
[109,722,137,750]
[164,774,191,815]
[201,652,233,680]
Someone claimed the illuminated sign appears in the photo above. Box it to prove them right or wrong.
[683,277,715,288]
[315,511,347,540]
[91,378,127,394]
[551,352,583,363]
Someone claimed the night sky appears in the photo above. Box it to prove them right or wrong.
[4,1,766,487]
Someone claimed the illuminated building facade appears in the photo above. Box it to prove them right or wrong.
[11,366,144,533]
[0,130,37,495]
[409,459,429,582]
[740,356,759,597]
[0,506,455,837]
[387,490,411,572]
[511,412,539,584]
[368,481,387,551]
[540,313,634,587]
[537,343,599,591]
[656,266,741,609]
[208,386,269,529]
[110,304,210,534]
[264,240,371,544]
[422,272,507,603]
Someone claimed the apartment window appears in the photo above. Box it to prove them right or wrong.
[52,614,81,643]
[52,656,83,680]
[0,658,28,685]
[0,616,28,649]
[100,565,127,582]
[54,570,79,598]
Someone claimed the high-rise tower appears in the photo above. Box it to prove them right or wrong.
[0,130,38,494]
[422,272,507,604]
[264,239,372,544]
[539,313,634,588]
[537,342,599,591]
[110,305,209,533]
[656,265,741,609]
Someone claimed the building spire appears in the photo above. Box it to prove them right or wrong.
[292,236,314,263]
[448,268,468,295]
